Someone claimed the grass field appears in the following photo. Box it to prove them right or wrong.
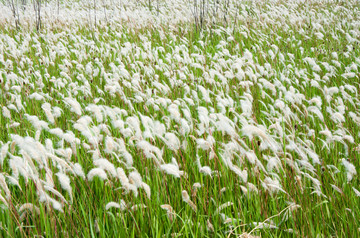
[0,0,359,237]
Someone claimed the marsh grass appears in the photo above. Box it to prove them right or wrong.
[0,0,359,237]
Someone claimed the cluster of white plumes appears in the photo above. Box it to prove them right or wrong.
[0,0,359,232]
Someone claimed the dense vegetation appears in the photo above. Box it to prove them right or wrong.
[0,0,359,237]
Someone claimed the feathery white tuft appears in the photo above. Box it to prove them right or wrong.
[87,168,108,181]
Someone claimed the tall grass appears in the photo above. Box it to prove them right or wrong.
[0,0,359,237]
